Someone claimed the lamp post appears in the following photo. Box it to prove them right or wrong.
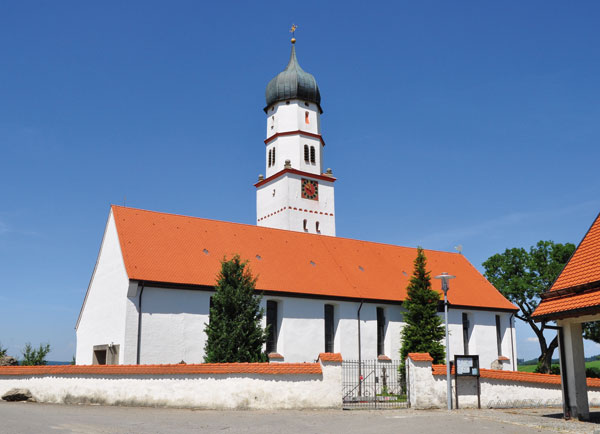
[435,272,455,411]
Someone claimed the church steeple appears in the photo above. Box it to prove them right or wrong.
[255,38,336,236]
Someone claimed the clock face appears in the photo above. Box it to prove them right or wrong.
[301,178,319,200]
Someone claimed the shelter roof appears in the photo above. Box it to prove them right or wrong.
[533,213,600,320]
[111,206,516,311]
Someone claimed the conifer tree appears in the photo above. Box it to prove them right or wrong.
[400,247,446,377]
[204,255,268,363]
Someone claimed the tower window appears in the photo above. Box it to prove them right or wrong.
[303,219,308,231]
[305,102,309,107]
[272,147,276,166]
[304,145,309,163]
[268,149,272,167]
[310,146,316,164]
[305,111,310,124]
[266,300,278,354]
[316,221,320,233]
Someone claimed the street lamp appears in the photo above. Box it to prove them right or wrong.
[435,272,455,411]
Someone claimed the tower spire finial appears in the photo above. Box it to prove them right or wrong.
[290,24,297,44]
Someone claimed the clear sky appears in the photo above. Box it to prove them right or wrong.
[1,1,599,362]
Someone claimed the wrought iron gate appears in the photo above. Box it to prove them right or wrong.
[342,360,408,409]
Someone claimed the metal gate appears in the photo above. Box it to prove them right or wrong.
[342,360,408,409]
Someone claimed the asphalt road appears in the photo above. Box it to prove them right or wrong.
[1,402,599,434]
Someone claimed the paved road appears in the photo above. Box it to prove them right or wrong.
[1,402,600,434]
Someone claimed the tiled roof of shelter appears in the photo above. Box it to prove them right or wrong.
[550,213,600,292]
[533,212,600,320]
[110,206,517,311]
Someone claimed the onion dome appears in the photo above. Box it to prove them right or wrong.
[265,41,322,113]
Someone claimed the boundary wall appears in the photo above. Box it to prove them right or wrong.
[0,353,342,409]
[406,353,600,409]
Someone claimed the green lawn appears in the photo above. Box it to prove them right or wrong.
[518,360,600,373]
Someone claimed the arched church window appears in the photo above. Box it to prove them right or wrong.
[304,145,309,163]
[303,219,308,231]
[316,221,320,233]
[305,111,310,124]
[310,146,316,164]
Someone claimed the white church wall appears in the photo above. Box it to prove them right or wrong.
[75,210,129,365]
[139,287,211,364]
[446,309,516,370]
[129,287,515,366]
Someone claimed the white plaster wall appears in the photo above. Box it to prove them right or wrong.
[266,100,321,140]
[0,363,341,409]
[262,297,402,362]
[406,357,598,409]
[76,210,130,365]
[265,136,323,178]
[257,173,335,236]
[130,287,513,365]
[446,309,516,371]
[139,287,211,364]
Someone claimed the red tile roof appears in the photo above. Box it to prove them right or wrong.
[111,206,517,310]
[318,353,343,362]
[533,212,600,319]
[0,363,322,376]
[431,364,600,388]
[408,353,433,362]
[550,213,600,292]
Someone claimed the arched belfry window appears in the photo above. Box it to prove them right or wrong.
[305,111,310,124]
[304,145,309,163]
[268,149,271,167]
[272,147,276,166]
[310,146,316,164]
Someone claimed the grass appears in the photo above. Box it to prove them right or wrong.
[518,360,600,373]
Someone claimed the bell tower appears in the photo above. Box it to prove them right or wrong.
[255,38,336,236]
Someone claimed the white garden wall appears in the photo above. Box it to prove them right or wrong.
[0,356,342,410]
[406,353,600,409]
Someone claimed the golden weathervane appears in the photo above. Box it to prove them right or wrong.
[290,24,298,43]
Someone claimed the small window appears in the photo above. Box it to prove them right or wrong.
[377,307,385,356]
[310,146,316,164]
[272,147,276,166]
[266,300,278,353]
[305,111,310,124]
[304,102,309,107]
[324,304,334,353]
[268,149,272,167]
[303,219,308,231]
[304,145,309,163]
[495,315,502,357]
[93,349,107,365]
[462,313,470,355]
[316,221,320,233]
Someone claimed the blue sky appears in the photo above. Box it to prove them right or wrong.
[1,1,599,362]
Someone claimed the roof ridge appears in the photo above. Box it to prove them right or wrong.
[110,205,462,255]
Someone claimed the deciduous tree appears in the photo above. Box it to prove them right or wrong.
[482,240,575,373]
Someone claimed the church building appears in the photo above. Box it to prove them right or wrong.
[76,39,518,369]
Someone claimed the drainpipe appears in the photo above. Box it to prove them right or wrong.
[136,282,145,365]
[357,300,364,396]
[509,313,516,370]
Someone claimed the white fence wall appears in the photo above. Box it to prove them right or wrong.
[406,353,600,409]
[0,356,342,410]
